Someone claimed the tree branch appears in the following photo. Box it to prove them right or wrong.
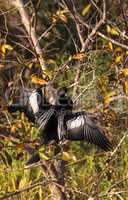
[10,0,46,70]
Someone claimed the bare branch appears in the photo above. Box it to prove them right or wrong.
[10,0,46,70]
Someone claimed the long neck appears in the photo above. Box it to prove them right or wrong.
[58,95,73,111]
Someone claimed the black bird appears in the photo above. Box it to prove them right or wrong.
[29,87,112,151]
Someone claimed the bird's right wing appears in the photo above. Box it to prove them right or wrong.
[66,112,112,151]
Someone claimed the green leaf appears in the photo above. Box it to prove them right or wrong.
[82,4,91,16]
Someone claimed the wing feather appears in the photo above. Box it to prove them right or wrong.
[66,112,112,151]
[36,108,55,130]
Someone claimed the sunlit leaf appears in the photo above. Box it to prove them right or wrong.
[16,143,24,149]
[73,53,86,60]
[62,151,71,161]
[97,76,109,94]
[46,59,56,64]
[104,91,116,105]
[114,47,122,53]
[40,152,49,160]
[110,28,119,36]
[106,25,119,36]
[19,174,30,189]
[59,13,67,23]
[51,14,58,23]
[11,125,17,133]
[115,56,122,63]
[39,186,43,200]
[122,68,128,77]
[31,74,48,85]
[82,4,91,16]
[108,42,113,51]
[28,62,33,68]
[106,25,111,33]
[123,80,128,94]
[0,43,13,63]
[52,9,68,23]
[3,44,13,51]
[43,69,52,80]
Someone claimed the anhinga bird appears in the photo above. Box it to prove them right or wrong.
[29,87,112,151]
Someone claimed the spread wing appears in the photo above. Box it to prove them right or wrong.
[66,112,112,151]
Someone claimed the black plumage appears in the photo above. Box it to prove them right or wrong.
[29,87,112,151]
[8,87,112,151]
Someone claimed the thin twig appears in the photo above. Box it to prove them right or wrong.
[110,130,128,158]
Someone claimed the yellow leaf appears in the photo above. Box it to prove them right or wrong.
[108,42,113,51]
[0,43,13,63]
[39,186,43,200]
[19,173,30,189]
[114,47,122,53]
[52,14,58,23]
[46,59,56,64]
[56,10,68,23]
[104,91,116,105]
[126,51,128,55]
[115,56,122,63]
[110,28,119,36]
[62,151,71,161]
[28,62,33,68]
[4,44,13,51]
[16,143,24,149]
[106,25,119,36]
[106,25,111,33]
[11,125,17,133]
[40,153,49,160]
[82,4,91,16]
[122,68,128,77]
[31,75,48,85]
[60,14,67,23]
[43,69,52,80]
[97,76,109,94]
[56,9,67,16]
[73,53,86,60]
[123,80,128,94]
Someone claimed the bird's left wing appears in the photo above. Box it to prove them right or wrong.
[29,89,56,130]
[36,108,56,130]
[66,112,112,151]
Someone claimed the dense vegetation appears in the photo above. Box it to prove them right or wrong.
[0,0,128,199]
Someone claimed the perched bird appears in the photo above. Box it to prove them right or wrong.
[29,87,112,151]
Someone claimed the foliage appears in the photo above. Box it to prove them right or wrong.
[0,0,128,199]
